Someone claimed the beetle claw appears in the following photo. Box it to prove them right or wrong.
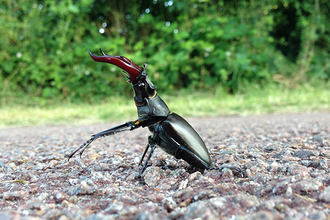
[138,176,146,185]
[136,175,148,185]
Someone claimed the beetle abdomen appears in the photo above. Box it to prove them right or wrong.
[159,113,213,169]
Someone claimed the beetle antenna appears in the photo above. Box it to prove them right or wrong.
[141,63,147,73]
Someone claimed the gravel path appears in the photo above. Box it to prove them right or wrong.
[0,112,330,220]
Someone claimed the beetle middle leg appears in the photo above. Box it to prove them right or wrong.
[138,143,150,166]
[137,136,157,183]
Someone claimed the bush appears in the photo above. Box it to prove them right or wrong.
[0,0,329,104]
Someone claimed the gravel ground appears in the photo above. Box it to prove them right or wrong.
[0,112,330,220]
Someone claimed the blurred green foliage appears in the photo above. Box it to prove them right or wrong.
[0,0,329,105]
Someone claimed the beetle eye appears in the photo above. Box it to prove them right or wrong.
[139,83,145,87]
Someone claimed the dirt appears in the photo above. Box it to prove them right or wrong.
[0,112,330,219]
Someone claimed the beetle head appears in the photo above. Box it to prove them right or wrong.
[89,49,157,105]
[132,67,157,99]
[89,48,142,84]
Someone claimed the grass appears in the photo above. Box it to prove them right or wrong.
[0,84,329,128]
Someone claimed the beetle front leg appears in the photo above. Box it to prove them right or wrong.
[68,120,141,160]
[68,136,96,160]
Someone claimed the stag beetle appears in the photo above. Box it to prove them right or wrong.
[69,49,241,183]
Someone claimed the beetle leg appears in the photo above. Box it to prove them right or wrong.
[138,137,157,183]
[138,144,150,166]
[68,120,141,160]
[68,136,96,160]
[174,144,244,177]
[209,166,244,177]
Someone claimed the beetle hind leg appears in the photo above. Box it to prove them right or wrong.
[209,166,244,177]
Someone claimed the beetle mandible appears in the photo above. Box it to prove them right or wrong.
[68,49,241,182]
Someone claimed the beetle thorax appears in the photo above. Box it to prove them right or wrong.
[132,73,170,122]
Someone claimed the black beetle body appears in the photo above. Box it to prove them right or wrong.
[68,49,239,182]
[149,113,212,169]
[129,71,213,174]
